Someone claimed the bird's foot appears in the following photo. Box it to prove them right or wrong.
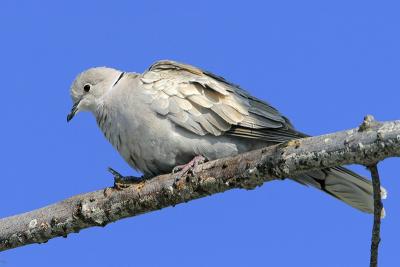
[172,155,206,180]
[108,167,144,189]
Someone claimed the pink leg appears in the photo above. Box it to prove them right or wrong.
[172,155,206,177]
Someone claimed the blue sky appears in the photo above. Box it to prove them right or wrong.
[0,0,399,266]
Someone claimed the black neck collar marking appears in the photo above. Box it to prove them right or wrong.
[112,72,125,87]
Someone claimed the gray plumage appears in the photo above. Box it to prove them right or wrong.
[68,60,386,214]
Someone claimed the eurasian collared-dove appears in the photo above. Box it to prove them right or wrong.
[67,60,386,214]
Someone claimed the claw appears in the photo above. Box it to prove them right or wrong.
[172,165,184,174]
[108,167,123,181]
[108,167,143,188]
[172,155,206,180]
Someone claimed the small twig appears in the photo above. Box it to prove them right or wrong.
[368,164,383,267]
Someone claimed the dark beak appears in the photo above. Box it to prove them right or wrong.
[67,99,81,122]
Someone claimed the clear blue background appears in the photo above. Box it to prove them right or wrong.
[0,1,399,266]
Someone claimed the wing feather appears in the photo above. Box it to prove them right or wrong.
[141,60,298,142]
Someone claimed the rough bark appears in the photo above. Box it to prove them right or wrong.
[0,117,399,252]
[368,164,383,267]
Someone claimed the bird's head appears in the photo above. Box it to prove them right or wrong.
[67,67,124,122]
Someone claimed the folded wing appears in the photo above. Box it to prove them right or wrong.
[140,60,304,142]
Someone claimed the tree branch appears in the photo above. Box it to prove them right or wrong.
[1,117,399,252]
[368,164,383,267]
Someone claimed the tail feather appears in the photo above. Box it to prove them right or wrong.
[291,167,387,215]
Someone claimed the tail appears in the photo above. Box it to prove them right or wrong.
[291,167,387,216]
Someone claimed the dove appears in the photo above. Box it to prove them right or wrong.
[67,60,386,214]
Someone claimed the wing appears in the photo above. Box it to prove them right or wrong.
[139,60,304,142]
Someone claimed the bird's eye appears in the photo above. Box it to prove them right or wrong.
[83,84,91,92]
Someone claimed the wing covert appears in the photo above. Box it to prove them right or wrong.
[140,60,302,142]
